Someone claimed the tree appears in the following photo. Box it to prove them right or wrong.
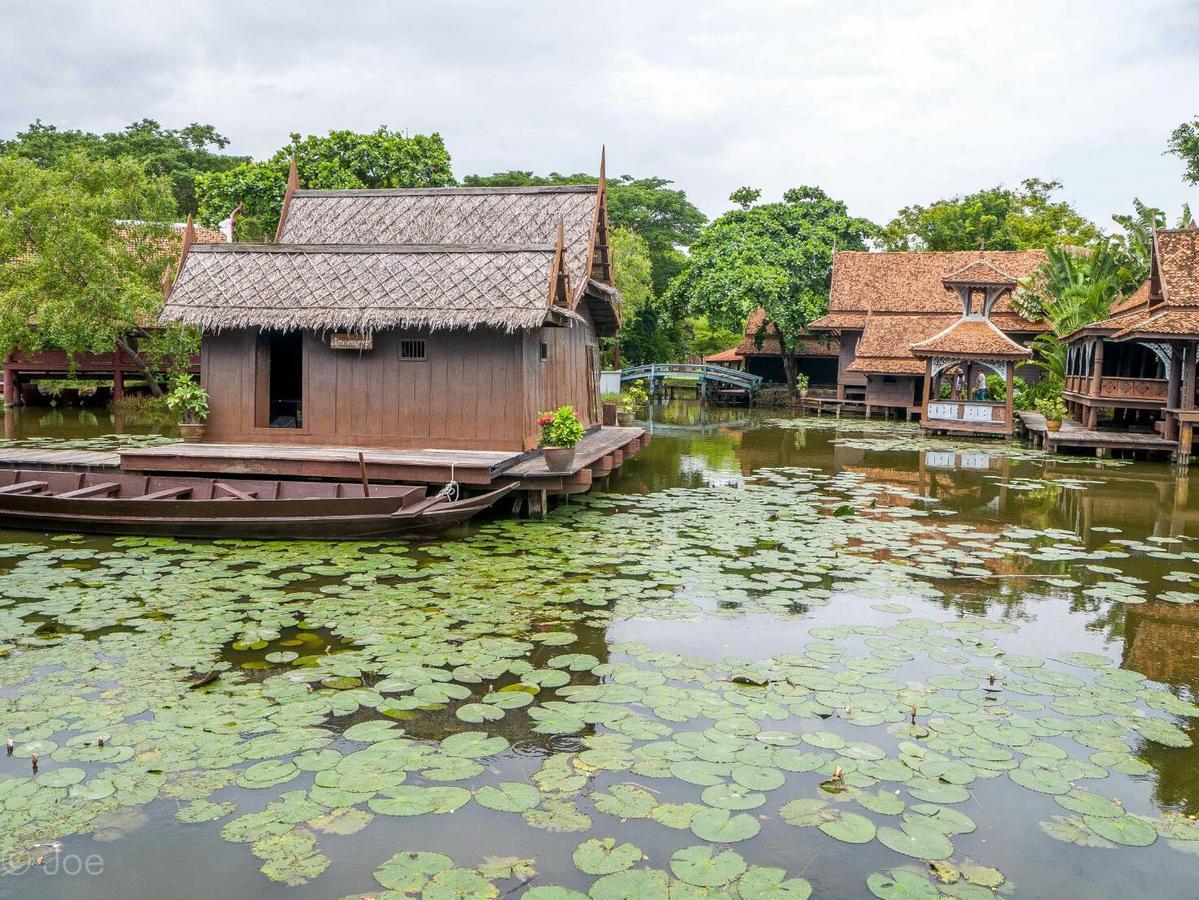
[609,226,684,364]
[668,186,877,393]
[195,127,455,240]
[1168,116,1199,185]
[685,315,742,359]
[729,186,761,210]
[0,119,247,216]
[0,152,185,395]
[1111,198,1195,286]
[881,178,1099,251]
[461,169,707,294]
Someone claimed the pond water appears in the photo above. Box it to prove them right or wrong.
[0,402,1197,899]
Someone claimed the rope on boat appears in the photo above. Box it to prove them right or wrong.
[436,464,459,503]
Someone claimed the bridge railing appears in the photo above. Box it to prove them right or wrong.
[619,363,763,392]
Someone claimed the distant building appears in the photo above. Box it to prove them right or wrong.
[735,308,839,386]
[809,250,1048,419]
[162,158,620,451]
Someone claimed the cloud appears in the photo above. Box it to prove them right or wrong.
[2,0,1196,227]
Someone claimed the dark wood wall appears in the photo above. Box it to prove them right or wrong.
[201,320,600,451]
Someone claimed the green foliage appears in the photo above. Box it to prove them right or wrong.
[0,119,247,216]
[1014,244,1131,338]
[669,185,875,392]
[618,382,648,412]
[164,375,209,424]
[983,374,1007,402]
[1014,375,1062,412]
[795,372,810,393]
[686,314,742,360]
[537,405,584,448]
[1167,116,1199,185]
[881,178,1099,251]
[1034,394,1068,422]
[1111,198,1194,282]
[611,227,653,316]
[729,186,762,209]
[195,127,454,240]
[0,151,178,364]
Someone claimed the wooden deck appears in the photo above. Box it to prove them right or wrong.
[0,447,121,470]
[118,426,649,497]
[1017,411,1178,458]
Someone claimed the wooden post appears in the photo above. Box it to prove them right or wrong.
[3,359,17,407]
[921,361,933,424]
[1089,338,1104,397]
[1004,361,1015,434]
[1166,341,1183,441]
[1177,341,1195,464]
[112,366,124,403]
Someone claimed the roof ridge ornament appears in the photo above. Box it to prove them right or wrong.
[274,154,300,243]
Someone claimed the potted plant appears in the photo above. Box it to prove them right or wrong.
[166,375,210,442]
[1035,395,1068,432]
[537,405,585,470]
[616,382,648,426]
[795,373,811,399]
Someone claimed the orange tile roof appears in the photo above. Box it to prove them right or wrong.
[1112,308,1199,339]
[809,312,868,331]
[1155,227,1199,307]
[735,307,839,356]
[941,258,1018,285]
[909,316,1032,358]
[828,249,1048,316]
[845,356,927,376]
[704,347,742,363]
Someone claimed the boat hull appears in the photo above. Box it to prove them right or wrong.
[0,476,515,540]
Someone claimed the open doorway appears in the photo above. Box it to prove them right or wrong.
[256,331,303,428]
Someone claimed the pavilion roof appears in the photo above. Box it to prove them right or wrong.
[845,313,958,375]
[909,316,1032,359]
[704,347,743,364]
[941,257,1018,286]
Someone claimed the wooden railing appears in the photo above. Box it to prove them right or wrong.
[1065,375,1167,402]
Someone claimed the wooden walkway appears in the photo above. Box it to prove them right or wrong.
[0,447,120,470]
[1017,411,1178,458]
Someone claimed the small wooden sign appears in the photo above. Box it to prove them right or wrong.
[330,332,373,351]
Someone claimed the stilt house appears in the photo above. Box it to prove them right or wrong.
[1063,223,1199,458]
[161,157,620,452]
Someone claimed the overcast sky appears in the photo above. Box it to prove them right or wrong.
[2,0,1196,228]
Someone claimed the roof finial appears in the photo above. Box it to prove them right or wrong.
[598,146,606,193]
[287,153,299,191]
[165,214,196,298]
[1189,218,1198,232]
[274,155,300,243]
[556,216,566,254]
[978,235,986,255]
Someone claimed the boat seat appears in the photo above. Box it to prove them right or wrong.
[139,486,194,501]
[56,482,121,499]
[0,480,48,495]
[214,482,257,500]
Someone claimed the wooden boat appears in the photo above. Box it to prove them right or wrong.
[0,469,515,539]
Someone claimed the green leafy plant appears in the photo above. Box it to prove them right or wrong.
[795,373,810,394]
[1035,395,1068,423]
[165,375,209,424]
[619,382,648,412]
[537,406,584,448]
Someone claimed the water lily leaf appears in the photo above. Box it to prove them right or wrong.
[866,867,940,899]
[819,810,877,844]
[441,731,509,758]
[588,868,669,899]
[877,822,954,859]
[572,837,644,875]
[689,808,761,842]
[456,703,505,723]
[475,782,541,813]
[736,866,813,899]
[593,784,656,819]
[424,866,498,899]
[307,807,373,835]
[1083,814,1157,846]
[960,860,1005,888]
[1054,789,1125,819]
[779,798,834,827]
[176,799,236,823]
[669,845,746,887]
[700,781,766,810]
[1039,816,1116,848]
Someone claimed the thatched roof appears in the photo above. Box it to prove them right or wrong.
[163,178,621,335]
[279,185,600,298]
[161,243,582,333]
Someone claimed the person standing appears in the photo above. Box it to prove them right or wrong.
[975,372,986,401]
[953,371,965,400]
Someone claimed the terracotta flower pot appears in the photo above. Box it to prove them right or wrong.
[178,422,207,442]
[541,446,576,471]
[1046,419,1062,433]
[616,409,635,427]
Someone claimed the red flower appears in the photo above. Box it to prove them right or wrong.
[537,413,554,427]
